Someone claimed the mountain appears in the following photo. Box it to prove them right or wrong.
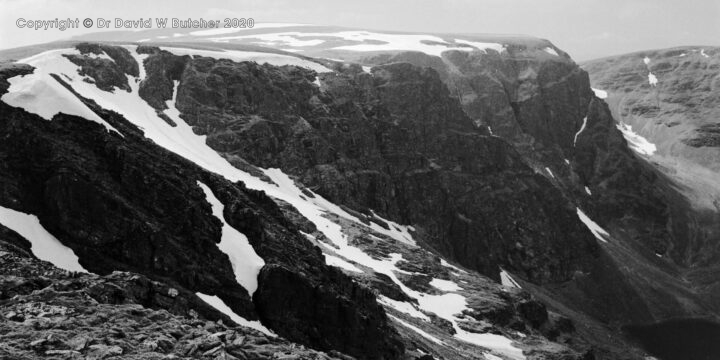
[1,25,718,359]
[582,46,720,303]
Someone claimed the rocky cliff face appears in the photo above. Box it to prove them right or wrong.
[0,56,404,358]
[159,50,602,286]
[140,39,705,329]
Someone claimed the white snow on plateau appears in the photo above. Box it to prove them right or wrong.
[543,47,559,56]
[159,47,331,73]
[585,186,592,195]
[0,49,120,134]
[210,32,326,47]
[499,269,521,288]
[196,293,275,336]
[616,122,657,156]
[574,116,588,146]
[576,208,609,243]
[250,31,505,57]
[591,88,608,99]
[0,205,86,272]
[189,23,310,37]
[197,181,265,295]
[701,49,709,58]
[454,39,506,53]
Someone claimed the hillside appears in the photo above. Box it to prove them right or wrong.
[1,26,718,359]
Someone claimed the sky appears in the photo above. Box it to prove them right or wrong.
[1,0,718,61]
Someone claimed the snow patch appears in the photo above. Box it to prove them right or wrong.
[585,186,592,195]
[499,269,521,288]
[197,181,265,295]
[592,88,608,99]
[441,259,467,273]
[648,72,658,86]
[701,49,709,58]
[616,122,657,156]
[429,278,462,292]
[545,167,555,179]
[643,56,651,65]
[0,205,86,272]
[576,208,609,243]
[196,293,275,336]
[1,49,120,134]
[455,330,524,359]
[574,116,588,146]
[379,296,430,321]
[543,47,559,56]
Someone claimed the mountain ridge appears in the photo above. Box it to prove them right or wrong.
[1,29,719,359]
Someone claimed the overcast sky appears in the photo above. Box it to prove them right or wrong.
[1,0,718,61]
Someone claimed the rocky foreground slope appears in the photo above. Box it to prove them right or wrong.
[0,235,344,360]
[1,27,717,359]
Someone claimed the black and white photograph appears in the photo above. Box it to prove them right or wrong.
[0,1,718,359]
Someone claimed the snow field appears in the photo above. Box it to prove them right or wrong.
[0,205,86,272]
